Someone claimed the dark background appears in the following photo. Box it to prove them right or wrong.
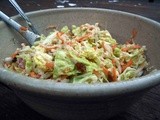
[0,0,160,120]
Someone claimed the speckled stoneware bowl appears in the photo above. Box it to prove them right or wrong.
[0,8,160,120]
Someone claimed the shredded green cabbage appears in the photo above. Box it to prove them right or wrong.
[3,23,148,83]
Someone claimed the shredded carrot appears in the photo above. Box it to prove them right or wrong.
[111,44,117,50]
[57,32,64,44]
[112,59,116,66]
[40,44,59,51]
[93,70,101,77]
[103,66,117,82]
[102,66,109,76]
[121,44,141,52]
[132,28,138,38]
[76,34,90,42]
[122,59,133,72]
[93,46,97,50]
[132,44,141,49]
[112,67,117,82]
[121,47,128,52]
[45,62,54,70]
[126,28,138,44]
[99,66,117,82]
[19,26,28,32]
[11,51,18,58]
[66,41,73,46]
[29,71,40,78]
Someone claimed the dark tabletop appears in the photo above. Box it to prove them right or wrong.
[0,0,160,120]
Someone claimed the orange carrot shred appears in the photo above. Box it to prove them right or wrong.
[93,70,101,77]
[93,47,97,50]
[121,45,141,52]
[132,44,141,49]
[103,66,117,82]
[102,67,109,76]
[126,28,138,44]
[122,59,133,72]
[112,67,117,82]
[11,51,18,58]
[57,32,64,44]
[112,44,117,50]
[112,59,116,66]
[131,28,138,40]
[45,62,54,70]
[121,47,129,52]
[76,34,90,42]
[66,41,73,46]
[42,45,57,51]
[29,71,40,78]
[19,26,28,32]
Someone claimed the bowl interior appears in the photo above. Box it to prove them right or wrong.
[0,8,160,70]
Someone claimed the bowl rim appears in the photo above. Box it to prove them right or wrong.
[0,7,160,97]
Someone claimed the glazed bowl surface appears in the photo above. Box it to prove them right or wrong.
[0,8,160,120]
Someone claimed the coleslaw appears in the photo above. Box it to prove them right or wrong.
[3,23,148,83]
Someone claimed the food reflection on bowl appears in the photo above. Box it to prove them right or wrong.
[0,8,160,120]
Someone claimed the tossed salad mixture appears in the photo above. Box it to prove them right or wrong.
[3,23,148,83]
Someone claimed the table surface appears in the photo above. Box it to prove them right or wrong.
[0,0,160,120]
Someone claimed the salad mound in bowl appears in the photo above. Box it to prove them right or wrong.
[4,23,148,84]
[0,8,160,120]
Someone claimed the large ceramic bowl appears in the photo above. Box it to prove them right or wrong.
[0,8,160,120]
